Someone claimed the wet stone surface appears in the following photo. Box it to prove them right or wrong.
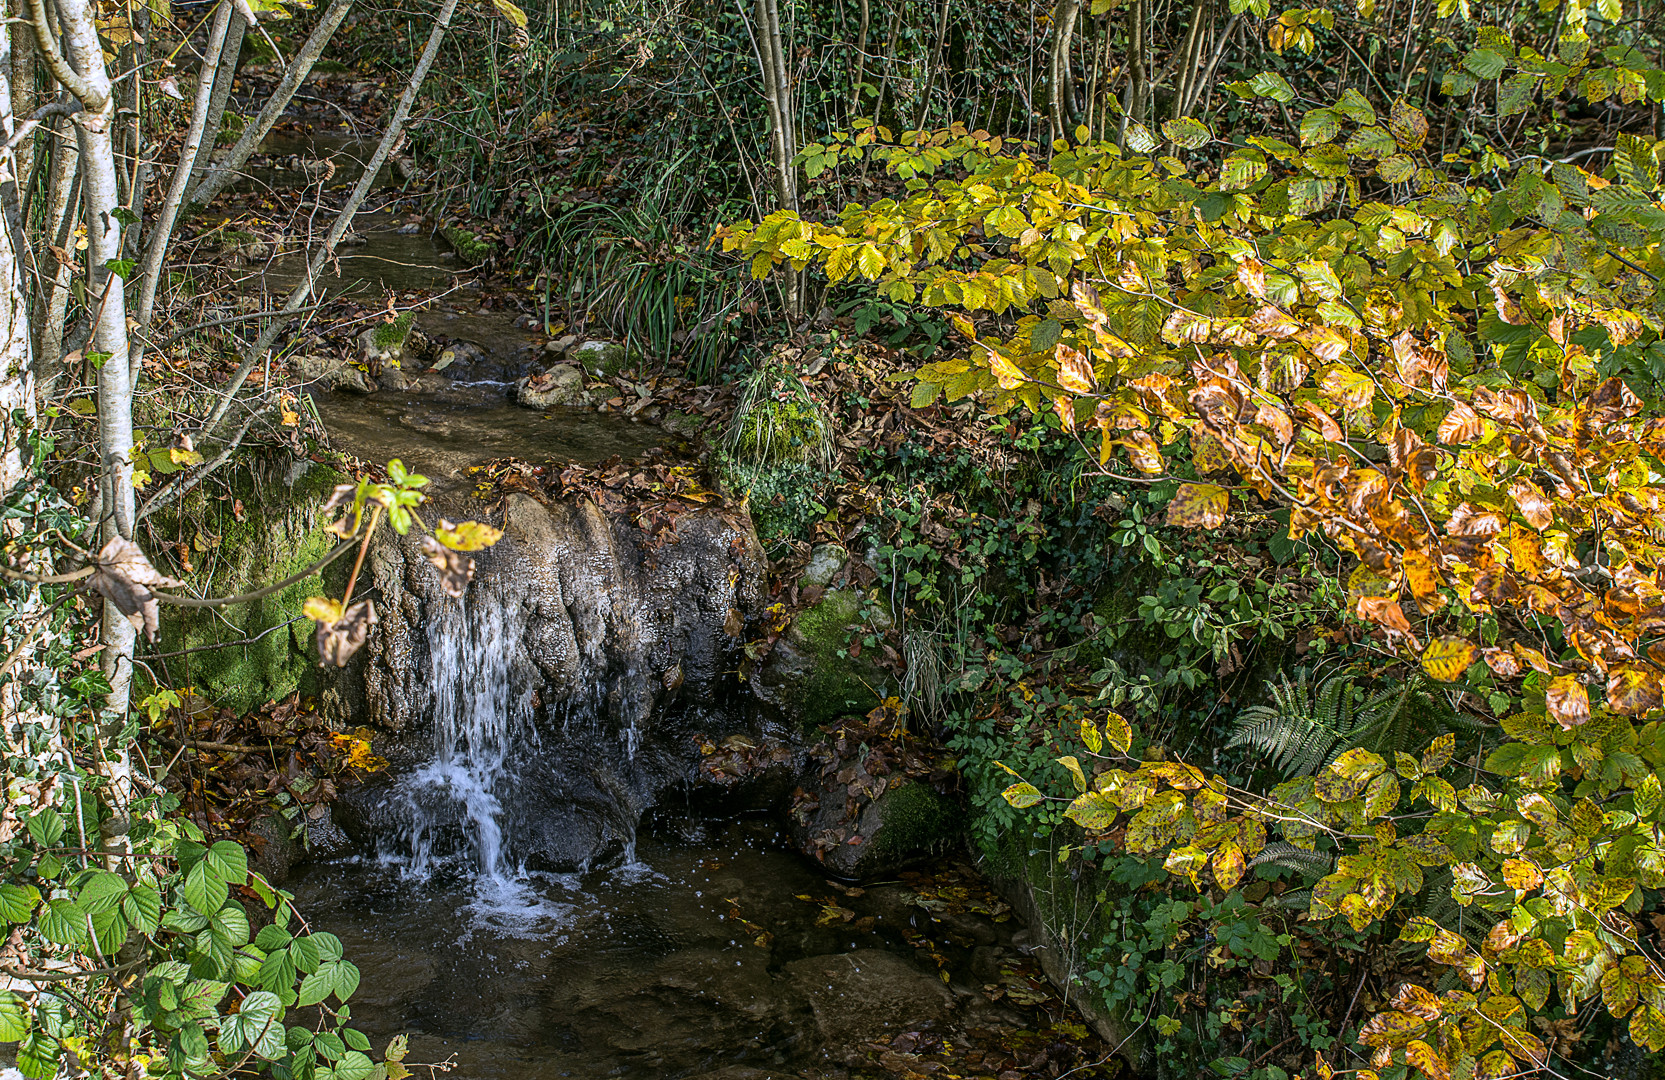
[287,822,1120,1080]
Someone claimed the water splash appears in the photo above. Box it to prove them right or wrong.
[397,591,533,881]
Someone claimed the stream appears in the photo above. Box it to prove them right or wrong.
[226,121,1118,1080]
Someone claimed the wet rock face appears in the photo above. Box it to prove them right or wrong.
[334,491,768,870]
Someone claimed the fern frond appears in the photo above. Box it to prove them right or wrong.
[1248,841,1334,878]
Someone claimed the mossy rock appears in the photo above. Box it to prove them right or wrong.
[865,780,959,866]
[440,226,494,266]
[732,397,826,464]
[372,310,416,353]
[147,458,350,715]
[756,588,895,731]
[572,339,630,378]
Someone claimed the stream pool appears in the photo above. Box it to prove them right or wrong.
[287,820,1118,1080]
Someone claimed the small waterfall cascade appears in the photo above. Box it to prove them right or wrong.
[396,592,535,880]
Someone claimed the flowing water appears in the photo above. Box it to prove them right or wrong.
[304,583,1117,1080]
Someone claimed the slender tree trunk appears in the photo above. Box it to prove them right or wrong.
[749,0,800,315]
[1048,0,1080,144]
[189,0,357,206]
[188,9,246,195]
[850,0,870,121]
[37,0,137,855]
[869,0,904,132]
[8,3,36,209]
[38,135,80,396]
[913,0,950,130]
[132,0,235,369]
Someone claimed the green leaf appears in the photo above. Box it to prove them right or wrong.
[332,961,361,1002]
[0,990,29,1042]
[1299,108,1341,146]
[1162,116,1213,150]
[290,933,323,973]
[204,840,248,884]
[335,1050,375,1080]
[122,884,161,935]
[297,968,334,1008]
[0,884,41,924]
[1497,73,1537,116]
[76,871,127,914]
[1377,155,1417,184]
[180,860,229,917]
[1002,782,1045,808]
[1464,48,1508,79]
[343,1027,371,1053]
[254,924,293,951]
[210,900,250,949]
[37,900,88,947]
[26,809,63,849]
[1248,71,1296,103]
[1332,88,1375,125]
[1344,126,1397,159]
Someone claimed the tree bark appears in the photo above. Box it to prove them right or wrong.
[189,9,246,194]
[914,0,951,130]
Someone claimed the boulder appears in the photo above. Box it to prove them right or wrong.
[358,311,416,368]
[430,339,487,372]
[790,770,959,879]
[754,589,894,730]
[294,353,376,394]
[515,363,589,409]
[782,950,956,1047]
[800,543,847,590]
[572,339,629,377]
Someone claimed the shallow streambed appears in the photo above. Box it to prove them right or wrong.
[288,821,1118,1080]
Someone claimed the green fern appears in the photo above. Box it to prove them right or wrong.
[1228,670,1483,777]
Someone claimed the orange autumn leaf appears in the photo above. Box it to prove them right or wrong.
[1055,343,1096,393]
[1606,664,1663,716]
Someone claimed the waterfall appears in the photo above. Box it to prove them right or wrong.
[396,591,534,881]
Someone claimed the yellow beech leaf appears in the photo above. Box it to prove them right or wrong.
[1055,344,1096,393]
[1606,664,1662,716]
[987,350,1028,390]
[433,518,504,552]
[302,596,344,624]
[1421,636,1479,681]
[1079,717,1103,755]
[1405,1040,1449,1080]
[1165,482,1228,528]
[1056,755,1087,793]
[1212,843,1246,890]
[1065,791,1119,830]
[1190,428,1231,473]
[1002,782,1044,808]
[1104,711,1133,754]
[1500,858,1543,890]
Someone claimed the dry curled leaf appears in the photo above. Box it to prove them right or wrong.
[87,537,184,641]
[315,599,377,666]
[419,535,475,598]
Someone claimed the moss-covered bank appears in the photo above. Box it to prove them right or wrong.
[146,455,350,715]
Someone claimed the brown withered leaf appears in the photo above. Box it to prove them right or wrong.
[419,535,476,598]
[1356,595,1412,634]
[1508,479,1554,530]
[87,537,185,641]
[1055,344,1095,393]
[1389,983,1444,1022]
[321,483,359,514]
[723,608,745,638]
[1436,402,1483,444]
[1236,258,1266,298]
[1491,284,1524,325]
[317,599,377,667]
[1606,665,1662,716]
[1482,648,1523,677]
[1299,401,1345,442]
[1545,674,1591,729]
